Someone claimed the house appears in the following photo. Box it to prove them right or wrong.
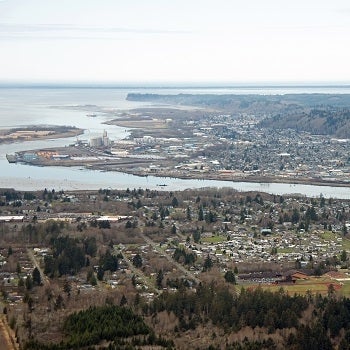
[274,270,310,284]
[0,216,24,223]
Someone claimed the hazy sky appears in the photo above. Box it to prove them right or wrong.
[1,0,349,84]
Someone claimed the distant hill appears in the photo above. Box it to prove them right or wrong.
[127,93,350,109]
[259,108,350,138]
[127,93,350,136]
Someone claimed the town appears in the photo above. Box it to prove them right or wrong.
[1,186,350,348]
[8,107,350,187]
[2,94,350,349]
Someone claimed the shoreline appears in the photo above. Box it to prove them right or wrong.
[11,155,350,188]
[0,126,84,144]
[115,168,350,188]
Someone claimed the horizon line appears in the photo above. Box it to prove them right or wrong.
[1,81,350,89]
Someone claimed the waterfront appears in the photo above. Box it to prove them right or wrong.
[1,86,350,198]
[2,153,350,198]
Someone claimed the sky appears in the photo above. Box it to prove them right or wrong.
[0,0,349,84]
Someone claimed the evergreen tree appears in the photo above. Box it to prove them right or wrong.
[291,208,300,224]
[132,274,137,287]
[18,277,24,288]
[63,279,71,296]
[156,270,164,289]
[84,237,97,257]
[198,206,204,221]
[98,220,111,229]
[132,254,143,268]
[32,267,41,286]
[120,294,127,306]
[341,249,347,262]
[343,225,348,236]
[97,266,104,281]
[224,270,236,284]
[54,294,64,310]
[100,250,119,272]
[125,220,132,229]
[203,255,213,271]
[7,246,13,257]
[25,275,33,290]
[193,228,201,243]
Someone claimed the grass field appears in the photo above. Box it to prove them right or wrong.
[318,231,337,240]
[245,276,346,296]
[278,247,294,254]
[342,238,350,250]
[202,235,226,244]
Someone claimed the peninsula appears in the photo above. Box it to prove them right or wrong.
[5,94,350,187]
[0,125,83,144]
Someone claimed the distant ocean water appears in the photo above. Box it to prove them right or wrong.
[2,85,350,124]
[0,85,350,197]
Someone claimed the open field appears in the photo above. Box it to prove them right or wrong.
[245,276,345,296]
[201,235,226,244]
[108,118,169,129]
[342,238,350,251]
[340,280,350,296]
[0,126,83,144]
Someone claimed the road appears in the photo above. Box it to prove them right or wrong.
[0,315,18,350]
[140,233,202,285]
[27,249,50,287]
[113,247,161,295]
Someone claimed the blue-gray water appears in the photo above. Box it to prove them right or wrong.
[1,86,350,198]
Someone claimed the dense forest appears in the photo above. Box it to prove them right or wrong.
[44,236,87,277]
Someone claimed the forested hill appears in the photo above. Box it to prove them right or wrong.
[126,93,350,110]
[127,93,350,137]
[259,108,350,138]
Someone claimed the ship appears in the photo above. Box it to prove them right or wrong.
[86,113,97,117]
[6,154,17,163]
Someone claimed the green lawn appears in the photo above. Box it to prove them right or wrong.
[340,281,350,297]
[202,235,226,244]
[317,230,350,252]
[278,247,294,254]
[342,238,350,251]
[247,277,344,296]
[319,231,337,240]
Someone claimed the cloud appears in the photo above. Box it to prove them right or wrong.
[0,23,190,40]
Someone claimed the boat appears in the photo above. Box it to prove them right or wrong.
[6,154,17,163]
[86,113,97,117]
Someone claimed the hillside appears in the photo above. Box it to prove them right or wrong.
[127,93,350,137]
[127,93,350,108]
[259,108,350,138]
